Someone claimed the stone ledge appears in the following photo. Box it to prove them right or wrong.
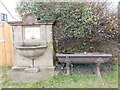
[12,66,26,70]
[12,66,55,72]
[24,67,40,73]
[40,66,55,71]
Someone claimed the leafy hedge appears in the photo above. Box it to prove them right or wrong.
[16,2,119,54]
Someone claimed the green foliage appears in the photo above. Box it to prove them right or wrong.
[83,2,119,54]
[1,66,118,88]
[16,2,91,38]
[55,3,91,38]
[16,1,118,54]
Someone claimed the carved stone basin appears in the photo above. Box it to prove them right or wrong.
[56,53,112,64]
[56,53,112,76]
[15,45,47,59]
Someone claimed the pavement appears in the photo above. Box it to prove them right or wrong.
[7,69,54,82]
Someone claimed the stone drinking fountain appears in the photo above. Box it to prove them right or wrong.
[8,13,55,73]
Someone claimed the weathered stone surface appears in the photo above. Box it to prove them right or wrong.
[9,21,54,70]
[24,67,40,73]
[8,20,55,84]
[7,69,55,82]
[12,66,26,70]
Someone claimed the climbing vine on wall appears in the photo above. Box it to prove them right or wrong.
[16,1,119,54]
[16,2,91,38]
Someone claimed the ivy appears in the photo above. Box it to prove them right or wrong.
[16,2,91,38]
[16,1,118,53]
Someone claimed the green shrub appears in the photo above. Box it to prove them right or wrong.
[16,1,119,56]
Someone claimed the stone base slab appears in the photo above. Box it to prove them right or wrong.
[12,66,55,73]
[12,66,26,70]
[24,67,40,73]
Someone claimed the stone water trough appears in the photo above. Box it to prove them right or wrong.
[56,53,112,76]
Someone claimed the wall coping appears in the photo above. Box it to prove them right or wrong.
[7,20,55,26]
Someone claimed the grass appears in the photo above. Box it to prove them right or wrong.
[0,65,118,88]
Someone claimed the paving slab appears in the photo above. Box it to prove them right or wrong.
[7,69,54,82]
[24,67,40,73]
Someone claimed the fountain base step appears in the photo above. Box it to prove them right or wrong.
[12,66,26,70]
[24,67,40,73]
